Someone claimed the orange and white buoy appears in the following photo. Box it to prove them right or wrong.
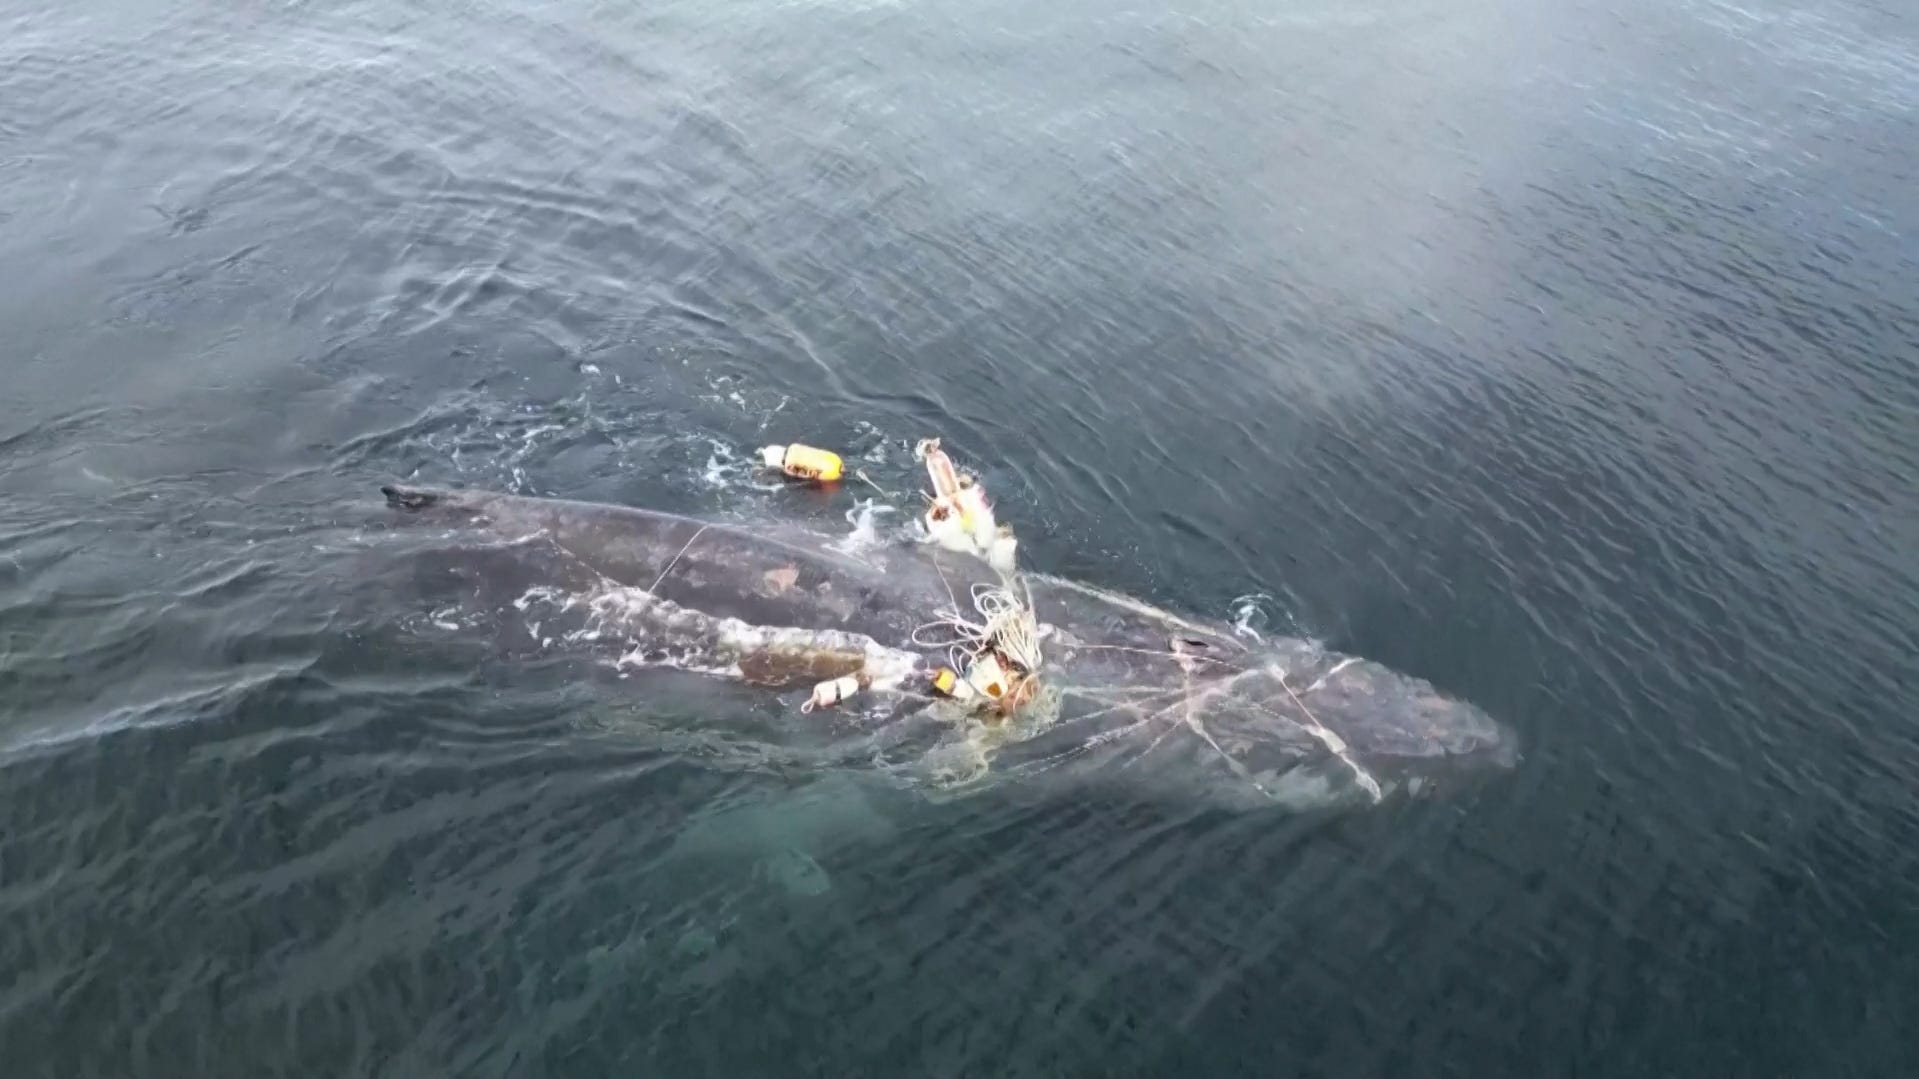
[761,443,844,483]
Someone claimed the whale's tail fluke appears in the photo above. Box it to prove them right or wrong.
[381,484,441,511]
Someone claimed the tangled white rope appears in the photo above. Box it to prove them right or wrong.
[911,581,1044,675]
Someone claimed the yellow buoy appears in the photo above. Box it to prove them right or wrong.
[932,666,977,701]
[761,443,844,483]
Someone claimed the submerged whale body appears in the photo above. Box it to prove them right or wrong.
[376,484,1516,811]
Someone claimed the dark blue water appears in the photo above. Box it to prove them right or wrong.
[3,0,1916,1074]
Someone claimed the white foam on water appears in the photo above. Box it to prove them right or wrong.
[398,603,495,638]
[697,437,785,493]
[700,444,734,489]
[829,497,895,556]
[513,585,573,611]
[519,423,563,455]
[1229,593,1272,641]
[853,421,894,464]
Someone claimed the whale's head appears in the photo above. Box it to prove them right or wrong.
[1018,590,1517,812]
[1225,648,1516,803]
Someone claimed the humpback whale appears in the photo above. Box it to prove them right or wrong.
[376,484,1516,811]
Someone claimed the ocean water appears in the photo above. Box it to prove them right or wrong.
[1,0,1915,1074]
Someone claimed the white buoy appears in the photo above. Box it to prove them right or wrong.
[801,675,862,713]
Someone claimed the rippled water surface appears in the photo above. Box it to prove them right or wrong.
[3,0,1916,1074]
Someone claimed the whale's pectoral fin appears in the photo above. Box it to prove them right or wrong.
[382,485,440,511]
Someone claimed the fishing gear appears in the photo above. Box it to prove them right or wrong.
[760,442,844,483]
